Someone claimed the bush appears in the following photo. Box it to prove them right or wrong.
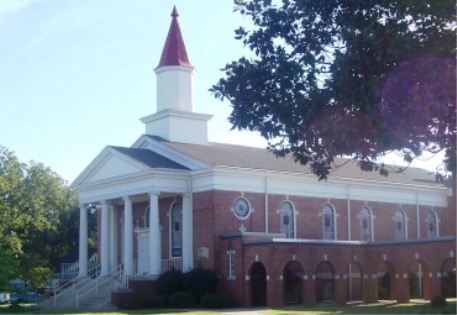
[200,292,235,309]
[155,269,184,301]
[168,291,195,308]
[183,267,219,303]
[119,293,145,310]
[144,295,166,309]
[431,295,447,307]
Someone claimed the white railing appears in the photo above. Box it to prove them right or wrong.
[162,258,182,272]
[53,263,100,306]
[75,263,126,307]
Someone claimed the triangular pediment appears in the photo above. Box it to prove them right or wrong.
[72,147,151,187]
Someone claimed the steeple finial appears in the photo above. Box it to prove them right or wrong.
[171,5,178,18]
[158,6,190,67]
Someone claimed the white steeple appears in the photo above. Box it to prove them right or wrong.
[140,6,212,145]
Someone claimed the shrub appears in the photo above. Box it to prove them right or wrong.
[168,291,195,308]
[183,267,219,303]
[119,293,145,310]
[144,295,166,309]
[431,295,447,307]
[155,269,184,301]
[7,304,23,313]
[200,292,235,309]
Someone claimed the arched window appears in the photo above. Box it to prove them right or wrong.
[359,207,373,241]
[170,202,182,257]
[144,206,150,228]
[279,201,295,238]
[394,209,406,240]
[321,204,335,240]
[425,211,438,238]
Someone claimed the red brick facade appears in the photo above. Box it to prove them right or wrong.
[101,187,455,307]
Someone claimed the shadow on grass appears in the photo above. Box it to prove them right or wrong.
[0,300,456,315]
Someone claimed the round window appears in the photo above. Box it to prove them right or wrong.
[233,197,251,220]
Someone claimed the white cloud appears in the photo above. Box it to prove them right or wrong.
[0,0,43,16]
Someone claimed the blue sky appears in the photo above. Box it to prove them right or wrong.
[0,0,444,183]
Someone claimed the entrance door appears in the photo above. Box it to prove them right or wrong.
[284,261,303,304]
[251,262,267,306]
[136,229,149,275]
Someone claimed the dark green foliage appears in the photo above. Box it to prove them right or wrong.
[200,292,235,309]
[168,291,195,308]
[155,269,184,300]
[212,0,456,180]
[119,292,144,310]
[144,295,166,309]
[408,270,419,298]
[442,268,456,297]
[183,267,219,303]
[431,295,447,308]
[0,146,93,289]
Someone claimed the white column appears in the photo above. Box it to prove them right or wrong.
[100,201,110,275]
[149,192,161,275]
[109,204,118,272]
[182,192,193,271]
[123,196,134,275]
[78,204,88,277]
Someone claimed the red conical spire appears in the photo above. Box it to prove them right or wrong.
[158,6,191,67]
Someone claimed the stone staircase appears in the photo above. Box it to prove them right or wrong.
[39,276,121,310]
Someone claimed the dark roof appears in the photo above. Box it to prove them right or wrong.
[111,146,189,170]
[145,135,447,187]
[158,6,191,67]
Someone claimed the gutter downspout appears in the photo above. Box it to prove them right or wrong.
[264,173,269,233]
[347,185,351,241]
[416,191,420,238]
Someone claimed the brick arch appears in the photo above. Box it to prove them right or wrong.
[406,258,431,299]
[440,257,456,298]
[376,260,396,300]
[314,260,335,302]
[248,261,267,307]
[282,260,304,305]
[346,260,364,301]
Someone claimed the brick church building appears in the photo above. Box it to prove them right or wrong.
[72,7,456,307]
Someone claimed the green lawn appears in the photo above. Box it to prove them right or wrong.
[1,299,455,315]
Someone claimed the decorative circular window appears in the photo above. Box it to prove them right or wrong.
[233,197,251,220]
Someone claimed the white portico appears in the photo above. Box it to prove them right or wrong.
[72,7,211,278]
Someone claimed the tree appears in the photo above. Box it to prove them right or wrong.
[212,0,456,180]
[0,146,84,285]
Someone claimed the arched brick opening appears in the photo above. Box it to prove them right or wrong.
[441,258,456,298]
[377,261,395,301]
[250,261,267,306]
[346,261,363,301]
[407,259,430,299]
[283,261,304,305]
[315,261,335,302]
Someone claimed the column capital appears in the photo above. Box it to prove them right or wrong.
[123,195,131,202]
[182,191,192,199]
[149,191,161,197]
[100,200,111,206]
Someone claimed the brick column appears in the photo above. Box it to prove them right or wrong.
[395,273,410,302]
[334,274,347,305]
[266,275,282,307]
[303,275,316,306]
